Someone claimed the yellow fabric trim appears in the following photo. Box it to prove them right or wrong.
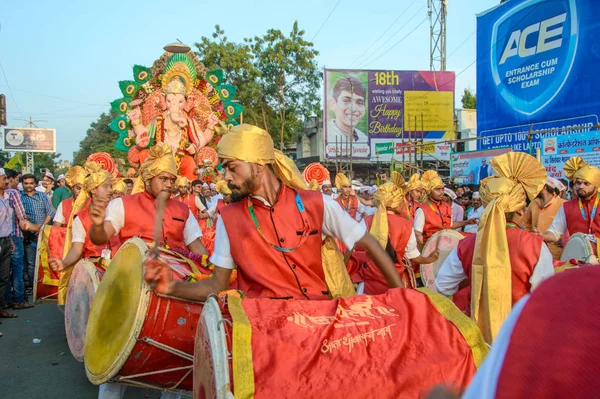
[40,225,59,286]
[228,294,255,399]
[321,236,356,298]
[417,287,488,368]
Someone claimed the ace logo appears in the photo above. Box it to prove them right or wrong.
[490,0,578,116]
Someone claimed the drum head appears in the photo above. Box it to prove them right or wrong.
[561,233,595,263]
[65,259,102,362]
[194,297,230,399]
[420,230,464,289]
[85,237,150,384]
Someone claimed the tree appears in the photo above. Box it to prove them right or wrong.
[33,152,62,178]
[73,111,128,168]
[461,88,476,109]
[251,21,321,150]
[194,22,321,149]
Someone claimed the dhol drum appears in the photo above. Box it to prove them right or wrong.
[84,237,205,392]
[560,232,598,264]
[420,229,465,289]
[65,259,105,362]
[194,290,487,399]
[33,225,66,302]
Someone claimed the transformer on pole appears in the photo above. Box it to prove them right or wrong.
[428,0,447,71]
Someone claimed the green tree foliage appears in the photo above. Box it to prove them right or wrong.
[461,88,477,109]
[194,22,321,149]
[73,111,128,168]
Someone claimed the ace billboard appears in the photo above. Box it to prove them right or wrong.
[323,69,455,161]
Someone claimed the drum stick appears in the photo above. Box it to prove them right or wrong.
[152,191,170,256]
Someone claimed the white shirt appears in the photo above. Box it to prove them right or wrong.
[105,197,202,246]
[413,208,426,233]
[327,119,369,143]
[451,202,464,226]
[210,194,368,270]
[545,205,567,240]
[463,206,484,234]
[53,202,66,225]
[404,229,421,259]
[71,216,87,243]
[435,242,555,296]
[0,195,13,238]
[194,195,207,212]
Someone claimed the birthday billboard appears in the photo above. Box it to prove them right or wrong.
[476,0,600,152]
[323,69,455,161]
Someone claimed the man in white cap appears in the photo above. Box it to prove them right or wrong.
[321,180,334,197]
[52,172,74,210]
[464,192,484,234]
[524,177,565,259]
[41,172,56,203]
[57,174,66,188]
[444,188,465,229]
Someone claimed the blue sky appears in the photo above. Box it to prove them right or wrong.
[0,0,499,160]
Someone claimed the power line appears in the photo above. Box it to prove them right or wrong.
[0,60,23,115]
[349,0,420,67]
[0,84,106,107]
[447,30,476,59]
[356,5,426,69]
[311,0,342,42]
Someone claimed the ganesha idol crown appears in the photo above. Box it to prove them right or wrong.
[165,79,186,96]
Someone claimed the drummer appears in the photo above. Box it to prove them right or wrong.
[52,166,85,227]
[145,123,402,301]
[542,157,600,251]
[89,143,208,255]
[404,173,424,220]
[413,170,476,246]
[435,152,555,343]
[335,173,368,221]
[48,162,116,287]
[173,176,207,221]
[362,182,439,294]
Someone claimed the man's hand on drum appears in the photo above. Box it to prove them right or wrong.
[90,198,109,226]
[427,248,440,263]
[49,258,65,272]
[144,257,174,294]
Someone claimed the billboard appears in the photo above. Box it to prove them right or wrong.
[323,69,455,161]
[2,127,56,153]
[450,147,512,185]
[476,0,600,152]
[541,131,600,179]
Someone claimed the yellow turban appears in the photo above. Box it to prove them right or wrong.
[471,152,546,344]
[335,173,351,190]
[64,166,86,188]
[112,178,127,194]
[60,161,112,305]
[406,173,423,192]
[217,124,307,191]
[421,170,444,193]
[215,180,232,195]
[564,156,600,187]
[308,179,319,191]
[390,171,407,190]
[175,176,189,188]
[132,143,179,194]
[370,182,405,249]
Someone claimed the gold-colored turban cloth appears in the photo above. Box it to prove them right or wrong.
[390,171,407,190]
[215,180,232,195]
[64,166,86,188]
[218,124,307,191]
[471,152,546,344]
[308,179,319,191]
[406,173,423,192]
[421,170,444,193]
[218,124,353,298]
[60,161,112,305]
[112,178,127,194]
[132,143,179,194]
[175,176,189,188]
[370,182,406,249]
[335,173,351,190]
[564,156,600,187]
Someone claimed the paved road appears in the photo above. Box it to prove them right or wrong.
[0,302,182,399]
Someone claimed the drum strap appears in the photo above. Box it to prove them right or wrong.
[426,200,449,228]
[578,194,600,234]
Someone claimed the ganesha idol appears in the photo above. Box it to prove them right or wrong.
[109,43,243,180]
[128,78,218,180]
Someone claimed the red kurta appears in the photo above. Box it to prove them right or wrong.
[336,195,358,219]
[362,213,412,294]
[563,195,600,237]
[120,191,189,250]
[77,207,120,258]
[176,193,200,219]
[457,228,543,306]
[420,200,453,243]
[60,197,74,224]
[220,184,327,300]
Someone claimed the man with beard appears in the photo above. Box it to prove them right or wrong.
[89,143,208,255]
[542,157,600,251]
[321,180,334,197]
[525,177,565,259]
[145,124,402,301]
